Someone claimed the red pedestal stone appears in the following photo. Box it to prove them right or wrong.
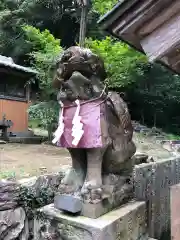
[171,184,180,240]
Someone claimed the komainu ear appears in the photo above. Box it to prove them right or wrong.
[52,64,65,89]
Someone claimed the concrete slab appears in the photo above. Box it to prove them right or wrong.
[34,201,148,240]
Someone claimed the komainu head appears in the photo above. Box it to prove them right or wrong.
[53,46,107,88]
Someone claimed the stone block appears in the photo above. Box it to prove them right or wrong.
[54,195,82,213]
[171,183,180,240]
[133,157,180,239]
[81,183,133,219]
[34,201,148,240]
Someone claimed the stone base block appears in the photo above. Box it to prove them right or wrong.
[81,189,132,219]
[82,176,133,218]
[171,183,180,240]
[55,174,133,218]
[34,201,148,240]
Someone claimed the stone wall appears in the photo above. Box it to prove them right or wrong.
[133,157,180,239]
[170,184,180,240]
[0,169,66,240]
[0,180,28,239]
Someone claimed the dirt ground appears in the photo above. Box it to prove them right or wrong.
[0,131,174,180]
[0,144,71,179]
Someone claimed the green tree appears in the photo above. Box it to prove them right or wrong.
[23,25,63,99]
[93,0,117,15]
[0,0,118,60]
[127,63,180,132]
[0,0,79,60]
[23,25,63,139]
[86,37,147,88]
[86,37,180,133]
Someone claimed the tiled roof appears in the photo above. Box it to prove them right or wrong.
[0,55,38,75]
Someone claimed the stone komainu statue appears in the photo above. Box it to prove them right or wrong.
[53,46,136,202]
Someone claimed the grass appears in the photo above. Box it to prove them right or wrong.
[0,169,26,180]
[0,171,16,179]
[166,133,180,140]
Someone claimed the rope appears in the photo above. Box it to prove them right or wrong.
[62,85,107,108]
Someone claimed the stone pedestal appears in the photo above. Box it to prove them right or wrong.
[34,201,148,240]
[171,183,180,240]
[55,173,133,219]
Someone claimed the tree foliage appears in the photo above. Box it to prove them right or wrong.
[87,37,180,133]
[86,37,147,88]
[23,26,63,131]
[23,25,63,99]
[0,0,117,60]
[23,26,180,134]
[0,0,79,59]
[93,0,117,15]
[1,0,180,135]
[128,63,180,133]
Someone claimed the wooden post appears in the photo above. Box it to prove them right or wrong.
[26,82,31,102]
[76,0,89,47]
[79,6,88,47]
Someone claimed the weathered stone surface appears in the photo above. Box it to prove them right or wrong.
[18,176,38,187]
[55,174,133,218]
[0,207,29,240]
[81,175,133,218]
[171,184,180,240]
[33,173,62,194]
[34,201,148,240]
[133,157,180,239]
[162,140,180,155]
[0,180,20,210]
[132,152,149,165]
[19,170,67,195]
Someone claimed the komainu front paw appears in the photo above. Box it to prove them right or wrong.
[81,181,103,203]
[58,168,83,195]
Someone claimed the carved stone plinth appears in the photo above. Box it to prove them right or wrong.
[34,201,148,240]
[82,174,133,218]
[54,174,133,218]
